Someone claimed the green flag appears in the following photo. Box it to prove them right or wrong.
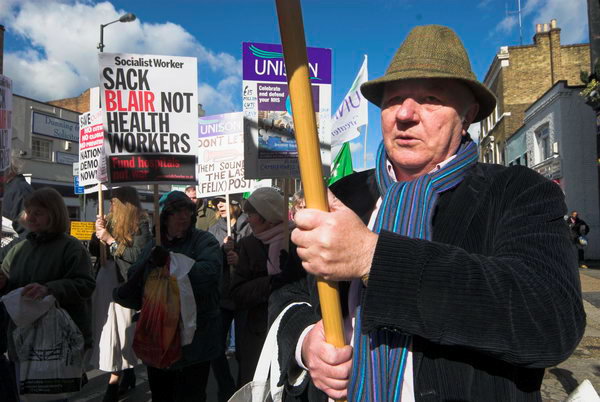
[328,142,354,185]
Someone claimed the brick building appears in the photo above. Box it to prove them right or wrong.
[49,88,92,114]
[479,19,590,164]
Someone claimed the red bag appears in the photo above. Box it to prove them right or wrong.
[133,265,182,368]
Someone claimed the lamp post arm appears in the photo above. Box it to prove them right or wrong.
[97,19,120,53]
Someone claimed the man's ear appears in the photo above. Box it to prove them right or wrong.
[462,103,480,134]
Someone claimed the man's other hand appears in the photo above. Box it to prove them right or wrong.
[292,190,377,281]
[301,320,352,400]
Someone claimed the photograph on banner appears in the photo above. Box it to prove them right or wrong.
[98,53,198,185]
[242,42,331,179]
[78,109,108,187]
[0,74,12,200]
[198,112,271,197]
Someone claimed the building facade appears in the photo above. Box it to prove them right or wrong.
[479,19,590,164]
[513,81,599,258]
[11,94,81,219]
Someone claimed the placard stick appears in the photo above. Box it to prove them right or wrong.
[154,185,161,246]
[226,193,232,238]
[283,178,290,251]
[275,0,346,351]
[98,182,107,266]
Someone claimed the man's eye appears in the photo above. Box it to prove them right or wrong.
[423,95,441,104]
[384,96,404,108]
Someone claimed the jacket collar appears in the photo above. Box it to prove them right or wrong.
[432,163,489,246]
[26,231,62,244]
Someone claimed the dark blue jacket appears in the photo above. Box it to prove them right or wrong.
[114,227,223,369]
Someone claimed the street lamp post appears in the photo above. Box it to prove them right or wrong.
[97,13,136,53]
[95,12,136,257]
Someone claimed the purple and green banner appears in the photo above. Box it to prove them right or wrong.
[242,42,332,179]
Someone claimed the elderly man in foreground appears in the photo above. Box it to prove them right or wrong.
[270,25,585,401]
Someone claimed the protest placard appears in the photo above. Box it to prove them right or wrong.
[70,221,95,241]
[0,75,12,200]
[78,109,108,186]
[98,53,198,184]
[242,42,331,179]
[198,112,271,197]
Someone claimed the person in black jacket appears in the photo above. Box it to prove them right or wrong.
[208,195,252,400]
[568,211,590,268]
[270,25,585,402]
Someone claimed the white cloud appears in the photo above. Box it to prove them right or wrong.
[492,0,587,44]
[494,15,518,35]
[197,82,237,114]
[349,141,363,153]
[3,0,241,113]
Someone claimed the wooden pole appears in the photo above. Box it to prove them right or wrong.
[275,0,346,350]
[154,185,161,246]
[98,182,107,265]
[283,178,290,250]
[225,193,232,238]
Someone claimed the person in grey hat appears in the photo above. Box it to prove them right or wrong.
[270,25,584,401]
[229,187,298,388]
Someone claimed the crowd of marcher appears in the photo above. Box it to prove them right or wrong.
[0,169,307,402]
[0,22,590,402]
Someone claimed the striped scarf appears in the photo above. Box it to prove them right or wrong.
[347,138,478,401]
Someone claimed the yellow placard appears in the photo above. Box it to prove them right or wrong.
[70,221,95,241]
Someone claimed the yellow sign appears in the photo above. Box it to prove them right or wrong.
[70,221,95,241]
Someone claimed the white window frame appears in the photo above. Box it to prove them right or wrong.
[31,136,53,161]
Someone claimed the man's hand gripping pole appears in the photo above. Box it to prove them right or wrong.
[275,0,347,373]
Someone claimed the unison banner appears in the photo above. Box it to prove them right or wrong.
[198,112,270,197]
[78,109,108,186]
[242,42,331,179]
[99,53,198,184]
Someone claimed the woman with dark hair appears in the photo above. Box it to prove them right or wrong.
[90,186,151,401]
[0,187,95,382]
[114,191,223,402]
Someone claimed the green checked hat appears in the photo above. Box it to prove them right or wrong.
[360,25,496,122]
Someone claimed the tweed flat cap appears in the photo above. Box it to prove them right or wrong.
[360,25,496,122]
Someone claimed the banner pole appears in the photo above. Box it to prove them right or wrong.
[154,184,161,246]
[363,124,368,170]
[283,178,290,251]
[226,193,232,238]
[275,0,346,351]
[98,182,107,266]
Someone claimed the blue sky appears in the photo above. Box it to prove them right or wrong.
[0,0,589,169]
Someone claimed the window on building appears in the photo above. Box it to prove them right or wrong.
[31,137,52,160]
[535,124,551,162]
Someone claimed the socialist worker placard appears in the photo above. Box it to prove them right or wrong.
[98,53,198,185]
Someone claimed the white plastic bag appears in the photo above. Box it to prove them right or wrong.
[566,379,600,402]
[229,302,310,402]
[5,292,84,400]
[169,251,197,346]
[1,288,55,327]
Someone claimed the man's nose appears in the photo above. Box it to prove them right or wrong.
[395,97,420,122]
